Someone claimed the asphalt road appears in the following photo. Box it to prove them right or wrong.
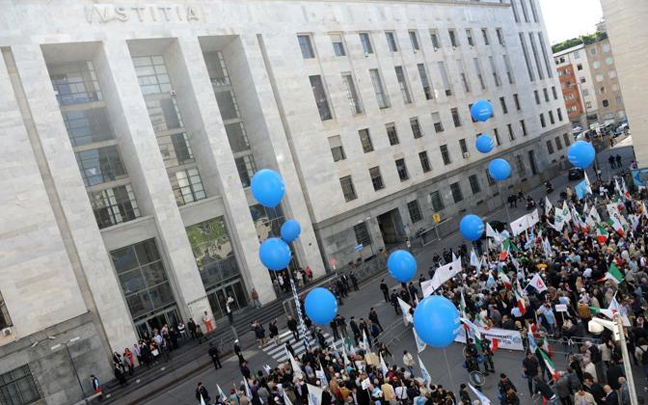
[140,139,641,405]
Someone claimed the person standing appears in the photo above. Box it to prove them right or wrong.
[522,351,540,396]
[234,339,245,364]
[196,382,211,404]
[368,307,383,331]
[240,361,251,380]
[350,273,359,291]
[498,374,517,405]
[380,280,389,302]
[188,318,198,340]
[251,288,262,309]
[90,375,102,398]
[390,290,401,315]
[459,384,471,405]
[603,385,618,405]
[482,337,495,374]
[350,317,360,345]
[203,311,214,334]
[402,351,415,377]
[335,314,348,338]
[208,342,222,370]
[268,319,280,345]
[330,319,340,341]
[287,315,299,340]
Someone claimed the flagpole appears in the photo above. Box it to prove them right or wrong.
[617,314,639,405]
[497,182,512,222]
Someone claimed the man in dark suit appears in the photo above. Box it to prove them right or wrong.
[603,385,619,405]
[349,316,360,345]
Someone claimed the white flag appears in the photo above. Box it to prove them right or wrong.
[528,273,548,293]
[417,355,431,386]
[561,201,572,222]
[361,330,370,351]
[306,383,323,405]
[545,197,553,213]
[217,385,228,402]
[452,251,459,262]
[200,394,207,405]
[510,214,530,236]
[424,257,462,295]
[542,238,553,258]
[284,393,295,405]
[468,383,491,405]
[317,364,328,385]
[527,209,539,228]
[590,206,601,223]
[287,347,303,378]
[470,249,480,269]
[397,298,413,325]
[244,377,253,399]
[380,352,389,375]
[486,223,502,243]
[341,345,351,367]
[413,328,426,353]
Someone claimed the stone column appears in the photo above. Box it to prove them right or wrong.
[94,40,213,328]
[164,37,276,303]
[223,34,326,279]
[10,45,137,352]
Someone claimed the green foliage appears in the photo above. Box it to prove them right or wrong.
[551,31,608,53]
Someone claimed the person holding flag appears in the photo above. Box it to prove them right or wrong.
[522,351,540,396]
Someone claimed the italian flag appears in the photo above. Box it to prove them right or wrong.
[514,280,527,314]
[499,239,520,261]
[589,306,615,319]
[598,262,624,284]
[596,224,609,244]
[539,349,560,381]
[498,269,512,290]
[607,216,626,236]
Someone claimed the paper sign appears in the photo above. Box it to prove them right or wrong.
[555,304,568,312]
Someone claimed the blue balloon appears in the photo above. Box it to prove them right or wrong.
[475,134,494,154]
[460,214,485,241]
[281,220,302,243]
[251,169,285,208]
[568,140,596,169]
[413,295,461,348]
[470,99,494,122]
[488,158,511,181]
[259,237,292,271]
[387,250,417,283]
[304,288,338,325]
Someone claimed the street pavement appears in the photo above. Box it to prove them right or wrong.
[140,138,642,405]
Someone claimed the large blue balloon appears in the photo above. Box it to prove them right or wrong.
[568,140,596,169]
[488,158,511,181]
[387,250,417,283]
[475,135,494,154]
[304,288,338,325]
[460,214,485,241]
[259,237,292,271]
[281,220,302,243]
[470,99,494,122]
[413,295,461,348]
[251,169,285,208]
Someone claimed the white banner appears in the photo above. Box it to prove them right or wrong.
[423,258,462,296]
[527,209,539,228]
[454,327,524,351]
[510,215,529,236]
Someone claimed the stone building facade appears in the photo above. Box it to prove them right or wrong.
[0,0,568,403]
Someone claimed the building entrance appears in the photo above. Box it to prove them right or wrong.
[377,208,405,248]
[206,278,248,321]
[134,305,181,338]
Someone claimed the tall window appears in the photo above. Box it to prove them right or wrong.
[503,55,515,84]
[328,135,346,162]
[534,90,541,105]
[481,28,490,45]
[449,29,459,47]
[395,159,409,181]
[440,144,451,165]
[90,185,140,229]
[0,366,41,405]
[496,28,505,46]
[543,88,549,102]
[437,62,453,96]
[507,123,515,141]
[369,69,390,109]
[0,291,11,329]
[417,64,433,100]
[386,123,399,145]
[419,151,432,173]
[563,133,571,147]
[473,58,486,90]
[170,168,207,206]
[493,128,501,146]
[489,56,501,87]
[546,140,554,154]
[519,33,535,81]
[555,136,563,150]
[359,33,373,54]
[370,167,385,191]
[540,113,546,128]
[548,110,555,124]
[342,73,363,115]
[520,120,527,136]
[450,182,464,203]
[451,108,462,127]
[538,32,553,78]
[407,200,423,223]
[520,0,530,22]
[551,86,558,100]
[111,239,177,328]
[513,93,521,110]
[515,155,526,176]
[410,118,423,139]
[432,112,444,133]
[430,30,441,49]
[359,129,374,153]
[469,174,481,194]
[354,223,371,246]
[309,75,333,121]
[385,32,398,52]
[459,139,468,156]
[457,58,470,93]
[430,190,444,211]
[76,146,127,187]
[298,35,315,59]
[395,66,413,104]
[529,33,544,80]
[485,169,495,186]
[511,0,520,22]
[330,34,346,56]
[466,29,474,46]
[499,97,508,114]
[529,0,539,22]
[340,176,357,202]
[409,31,420,51]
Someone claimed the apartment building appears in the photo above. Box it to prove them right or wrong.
[0,0,569,403]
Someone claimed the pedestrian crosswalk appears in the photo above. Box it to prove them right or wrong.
[260,330,345,363]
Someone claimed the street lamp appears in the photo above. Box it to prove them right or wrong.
[588,316,638,405]
[51,337,86,403]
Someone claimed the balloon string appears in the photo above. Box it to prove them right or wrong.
[443,348,456,390]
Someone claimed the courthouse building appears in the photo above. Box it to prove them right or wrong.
[0,0,568,403]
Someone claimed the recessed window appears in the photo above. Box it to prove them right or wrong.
[309,75,332,121]
[385,31,398,52]
[450,182,463,203]
[493,128,501,146]
[546,140,554,154]
[430,190,444,211]
[358,128,374,153]
[534,90,540,105]
[557,108,563,122]
[540,113,546,128]
[0,365,41,405]
[543,88,549,102]
[407,200,423,223]
[386,123,399,146]
[593,60,600,69]
[395,66,413,104]
[481,28,490,45]
[369,69,390,109]
[499,97,508,114]
[298,35,315,59]
[341,73,363,115]
[340,176,357,202]
[603,99,609,107]
[555,136,563,150]
[449,29,459,47]
[90,184,141,228]
[369,166,384,191]
[410,117,423,139]
[430,30,441,49]
[432,112,444,133]
[330,34,346,56]
[437,62,453,96]
[440,144,451,165]
[469,174,481,194]
[466,29,474,46]
[485,169,495,186]
[507,123,515,141]
[328,135,346,162]
[417,64,433,100]
[605,56,614,66]
[409,31,420,51]
[459,138,468,155]
[496,28,505,46]
[395,159,409,181]
[548,110,555,124]
[359,33,374,54]
[419,151,431,173]
[513,94,521,110]
[551,86,558,100]
[354,222,371,246]
[515,155,526,176]
[451,107,462,127]
[520,120,527,136]
[563,133,571,147]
